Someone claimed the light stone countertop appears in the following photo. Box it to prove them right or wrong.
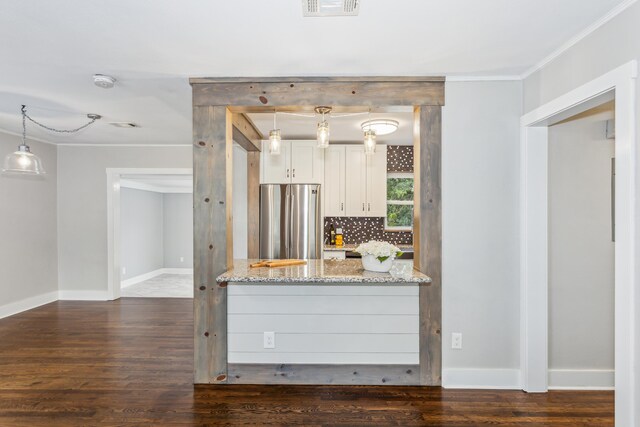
[216,259,431,285]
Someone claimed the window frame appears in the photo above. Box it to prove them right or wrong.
[385,172,414,231]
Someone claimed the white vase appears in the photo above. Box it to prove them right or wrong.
[361,254,394,273]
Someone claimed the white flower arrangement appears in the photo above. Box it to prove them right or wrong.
[355,240,403,263]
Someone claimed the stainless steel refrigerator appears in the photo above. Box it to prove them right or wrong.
[259,184,321,259]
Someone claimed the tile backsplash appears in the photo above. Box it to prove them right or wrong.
[324,217,413,246]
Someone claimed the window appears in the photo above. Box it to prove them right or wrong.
[386,172,414,231]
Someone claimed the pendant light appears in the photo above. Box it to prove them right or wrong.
[315,106,331,148]
[269,111,281,155]
[3,105,101,175]
[363,110,376,155]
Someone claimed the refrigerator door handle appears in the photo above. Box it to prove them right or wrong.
[283,189,290,257]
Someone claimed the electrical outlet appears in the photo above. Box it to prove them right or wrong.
[121,267,126,275]
[179,257,184,263]
[452,332,462,349]
[263,332,275,349]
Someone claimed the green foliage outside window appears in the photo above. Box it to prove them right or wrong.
[386,176,414,228]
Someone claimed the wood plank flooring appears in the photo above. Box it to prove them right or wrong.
[0,298,613,426]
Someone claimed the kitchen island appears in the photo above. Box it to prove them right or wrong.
[216,259,431,385]
[217,258,431,285]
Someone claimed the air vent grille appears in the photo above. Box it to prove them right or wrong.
[302,0,359,16]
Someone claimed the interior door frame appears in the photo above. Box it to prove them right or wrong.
[106,167,193,300]
[519,61,637,425]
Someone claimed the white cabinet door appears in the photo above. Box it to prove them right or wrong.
[345,145,367,217]
[324,145,346,216]
[290,141,323,184]
[260,140,291,184]
[366,145,387,217]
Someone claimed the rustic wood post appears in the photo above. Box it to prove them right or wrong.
[247,151,261,258]
[193,105,233,384]
[414,105,443,386]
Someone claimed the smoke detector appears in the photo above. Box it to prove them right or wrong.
[93,74,116,89]
[302,0,359,16]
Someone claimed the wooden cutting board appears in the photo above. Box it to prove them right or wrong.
[250,259,307,268]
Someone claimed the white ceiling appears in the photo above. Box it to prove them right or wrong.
[0,0,626,146]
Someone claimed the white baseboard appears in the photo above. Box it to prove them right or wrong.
[162,268,193,274]
[548,369,614,390]
[121,269,164,288]
[0,291,59,319]
[121,268,193,288]
[443,368,521,389]
[58,290,109,301]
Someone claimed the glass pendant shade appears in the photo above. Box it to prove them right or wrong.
[317,120,330,148]
[2,144,46,175]
[363,129,377,155]
[269,129,282,155]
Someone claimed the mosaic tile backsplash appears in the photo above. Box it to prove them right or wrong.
[324,217,413,246]
[387,145,414,172]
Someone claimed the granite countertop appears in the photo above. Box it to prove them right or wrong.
[216,259,431,285]
[324,244,414,252]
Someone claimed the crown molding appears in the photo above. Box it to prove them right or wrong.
[56,143,191,147]
[446,75,522,82]
[521,0,638,79]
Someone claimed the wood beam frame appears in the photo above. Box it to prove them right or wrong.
[191,77,444,386]
[232,113,262,152]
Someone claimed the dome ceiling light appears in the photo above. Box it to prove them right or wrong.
[360,119,399,136]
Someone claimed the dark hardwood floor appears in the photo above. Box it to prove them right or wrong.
[0,298,613,426]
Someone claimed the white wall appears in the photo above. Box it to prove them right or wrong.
[548,109,615,387]
[232,144,248,259]
[57,146,191,296]
[441,81,522,387]
[0,134,58,316]
[120,187,164,279]
[163,192,193,268]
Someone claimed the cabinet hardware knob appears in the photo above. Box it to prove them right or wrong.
[341,202,343,211]
[362,203,365,211]
[286,168,290,178]
[368,203,371,211]
[293,169,295,178]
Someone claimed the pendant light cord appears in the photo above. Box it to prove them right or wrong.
[21,105,100,135]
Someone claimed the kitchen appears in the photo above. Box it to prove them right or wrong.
[191,77,442,386]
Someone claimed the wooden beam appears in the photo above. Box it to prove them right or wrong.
[228,364,420,385]
[247,151,260,258]
[232,113,262,152]
[193,105,233,384]
[414,105,442,386]
[192,78,444,108]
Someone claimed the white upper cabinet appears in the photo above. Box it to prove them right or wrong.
[345,146,368,216]
[260,140,324,184]
[366,145,387,217]
[324,145,346,217]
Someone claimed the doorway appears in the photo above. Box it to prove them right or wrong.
[520,61,637,425]
[106,168,192,300]
[547,101,615,390]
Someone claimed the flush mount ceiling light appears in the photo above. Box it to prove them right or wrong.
[315,106,331,148]
[2,105,101,176]
[360,119,399,136]
[269,112,282,155]
[93,74,116,89]
[302,0,359,16]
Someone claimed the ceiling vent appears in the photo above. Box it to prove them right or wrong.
[302,0,359,17]
[110,122,139,128]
